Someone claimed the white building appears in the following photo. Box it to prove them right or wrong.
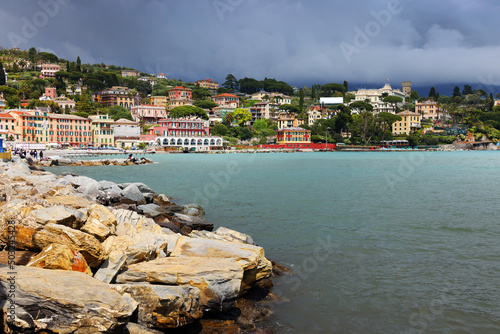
[156,136,223,151]
[350,83,406,114]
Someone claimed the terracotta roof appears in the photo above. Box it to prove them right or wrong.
[214,93,239,98]
[397,110,421,116]
[0,113,15,119]
[279,127,310,132]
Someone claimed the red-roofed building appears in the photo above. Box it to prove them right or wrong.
[211,93,239,108]
[40,63,62,79]
[131,104,168,124]
[0,112,18,141]
[169,86,192,100]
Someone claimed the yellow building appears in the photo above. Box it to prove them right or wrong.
[90,114,115,147]
[416,100,444,120]
[392,111,422,135]
[277,112,305,130]
[150,96,168,108]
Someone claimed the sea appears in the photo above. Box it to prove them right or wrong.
[49,151,500,333]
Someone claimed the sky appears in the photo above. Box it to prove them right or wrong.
[1,0,500,94]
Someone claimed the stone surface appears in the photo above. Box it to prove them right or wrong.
[33,223,105,267]
[81,204,117,241]
[45,195,93,209]
[0,250,36,266]
[0,265,136,334]
[115,257,244,312]
[111,284,203,329]
[170,213,214,232]
[94,251,127,283]
[102,236,157,265]
[214,226,256,245]
[120,322,164,334]
[27,205,87,229]
[26,243,92,276]
[170,237,273,292]
[121,184,146,205]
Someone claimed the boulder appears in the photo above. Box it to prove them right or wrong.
[120,182,156,195]
[214,226,256,245]
[170,213,214,232]
[45,195,93,209]
[182,204,205,217]
[153,193,170,205]
[26,243,92,276]
[27,205,87,229]
[170,237,272,292]
[115,257,244,312]
[113,209,162,237]
[94,251,127,283]
[121,184,146,205]
[0,265,136,333]
[120,322,164,334]
[0,250,36,266]
[33,223,105,267]
[111,284,203,329]
[102,236,157,265]
[80,204,117,241]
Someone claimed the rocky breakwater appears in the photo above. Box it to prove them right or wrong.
[0,157,280,333]
[37,156,154,167]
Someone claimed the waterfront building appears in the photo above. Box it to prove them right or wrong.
[40,63,62,79]
[114,118,141,148]
[8,109,91,146]
[89,114,114,147]
[131,104,168,123]
[350,83,406,114]
[0,112,18,141]
[146,118,210,137]
[392,111,422,135]
[277,127,311,145]
[416,100,444,120]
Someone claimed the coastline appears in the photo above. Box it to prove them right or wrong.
[0,156,286,333]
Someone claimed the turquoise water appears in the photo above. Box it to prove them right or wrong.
[50,152,500,333]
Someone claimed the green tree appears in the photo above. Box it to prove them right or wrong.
[253,119,268,133]
[108,105,133,121]
[410,90,420,100]
[428,87,437,99]
[279,104,300,113]
[223,112,234,127]
[169,105,208,120]
[343,80,348,92]
[232,108,252,125]
[349,101,373,113]
[192,88,212,100]
[211,123,229,136]
[193,100,218,110]
[75,93,93,117]
[321,83,346,97]
[223,74,238,91]
[351,111,378,145]
[76,56,82,72]
[28,47,37,61]
[334,104,352,134]
[382,96,403,113]
[299,88,305,112]
[462,85,473,96]
[0,62,5,86]
[452,86,462,98]
[377,112,402,141]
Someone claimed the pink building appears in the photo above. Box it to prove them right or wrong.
[146,118,209,137]
[211,93,239,108]
[40,64,62,79]
[44,87,57,99]
[168,86,192,100]
[131,104,168,123]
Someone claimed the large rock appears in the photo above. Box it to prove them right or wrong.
[33,223,105,267]
[170,237,272,292]
[94,251,127,283]
[120,322,164,334]
[214,226,256,245]
[113,209,162,237]
[102,236,157,265]
[0,265,136,333]
[170,213,214,233]
[115,257,244,312]
[111,284,203,329]
[121,184,146,205]
[45,195,93,209]
[81,204,117,241]
[27,205,87,229]
[26,243,92,276]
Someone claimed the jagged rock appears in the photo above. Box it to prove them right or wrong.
[26,243,92,276]
[121,184,147,205]
[0,265,136,333]
[64,175,99,189]
[137,203,162,217]
[120,182,156,195]
[214,226,256,245]
[94,251,127,283]
[153,193,170,205]
[33,223,105,267]
[80,204,117,241]
[170,237,272,292]
[102,235,157,265]
[115,257,244,312]
[183,204,205,217]
[171,213,214,232]
[111,284,203,329]
[27,205,87,229]
[0,250,36,266]
[113,209,162,237]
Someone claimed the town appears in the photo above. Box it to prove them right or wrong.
[1,47,499,154]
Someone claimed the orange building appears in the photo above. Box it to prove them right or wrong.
[195,79,219,90]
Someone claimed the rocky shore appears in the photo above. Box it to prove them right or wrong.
[0,157,285,333]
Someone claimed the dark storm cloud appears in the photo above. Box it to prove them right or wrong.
[1,0,500,88]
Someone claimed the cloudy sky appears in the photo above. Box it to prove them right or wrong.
[1,0,500,93]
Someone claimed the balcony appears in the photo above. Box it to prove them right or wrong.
[411,123,421,128]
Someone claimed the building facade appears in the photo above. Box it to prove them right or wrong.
[169,86,193,100]
[89,114,114,147]
[146,118,210,137]
[351,83,406,114]
[150,96,168,108]
[41,64,62,79]
[131,105,168,123]
[277,127,311,145]
[211,93,239,108]
[195,79,219,90]
[121,70,140,77]
[416,100,444,120]
[249,102,272,123]
[392,111,422,135]
[277,112,305,130]
[94,86,136,110]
